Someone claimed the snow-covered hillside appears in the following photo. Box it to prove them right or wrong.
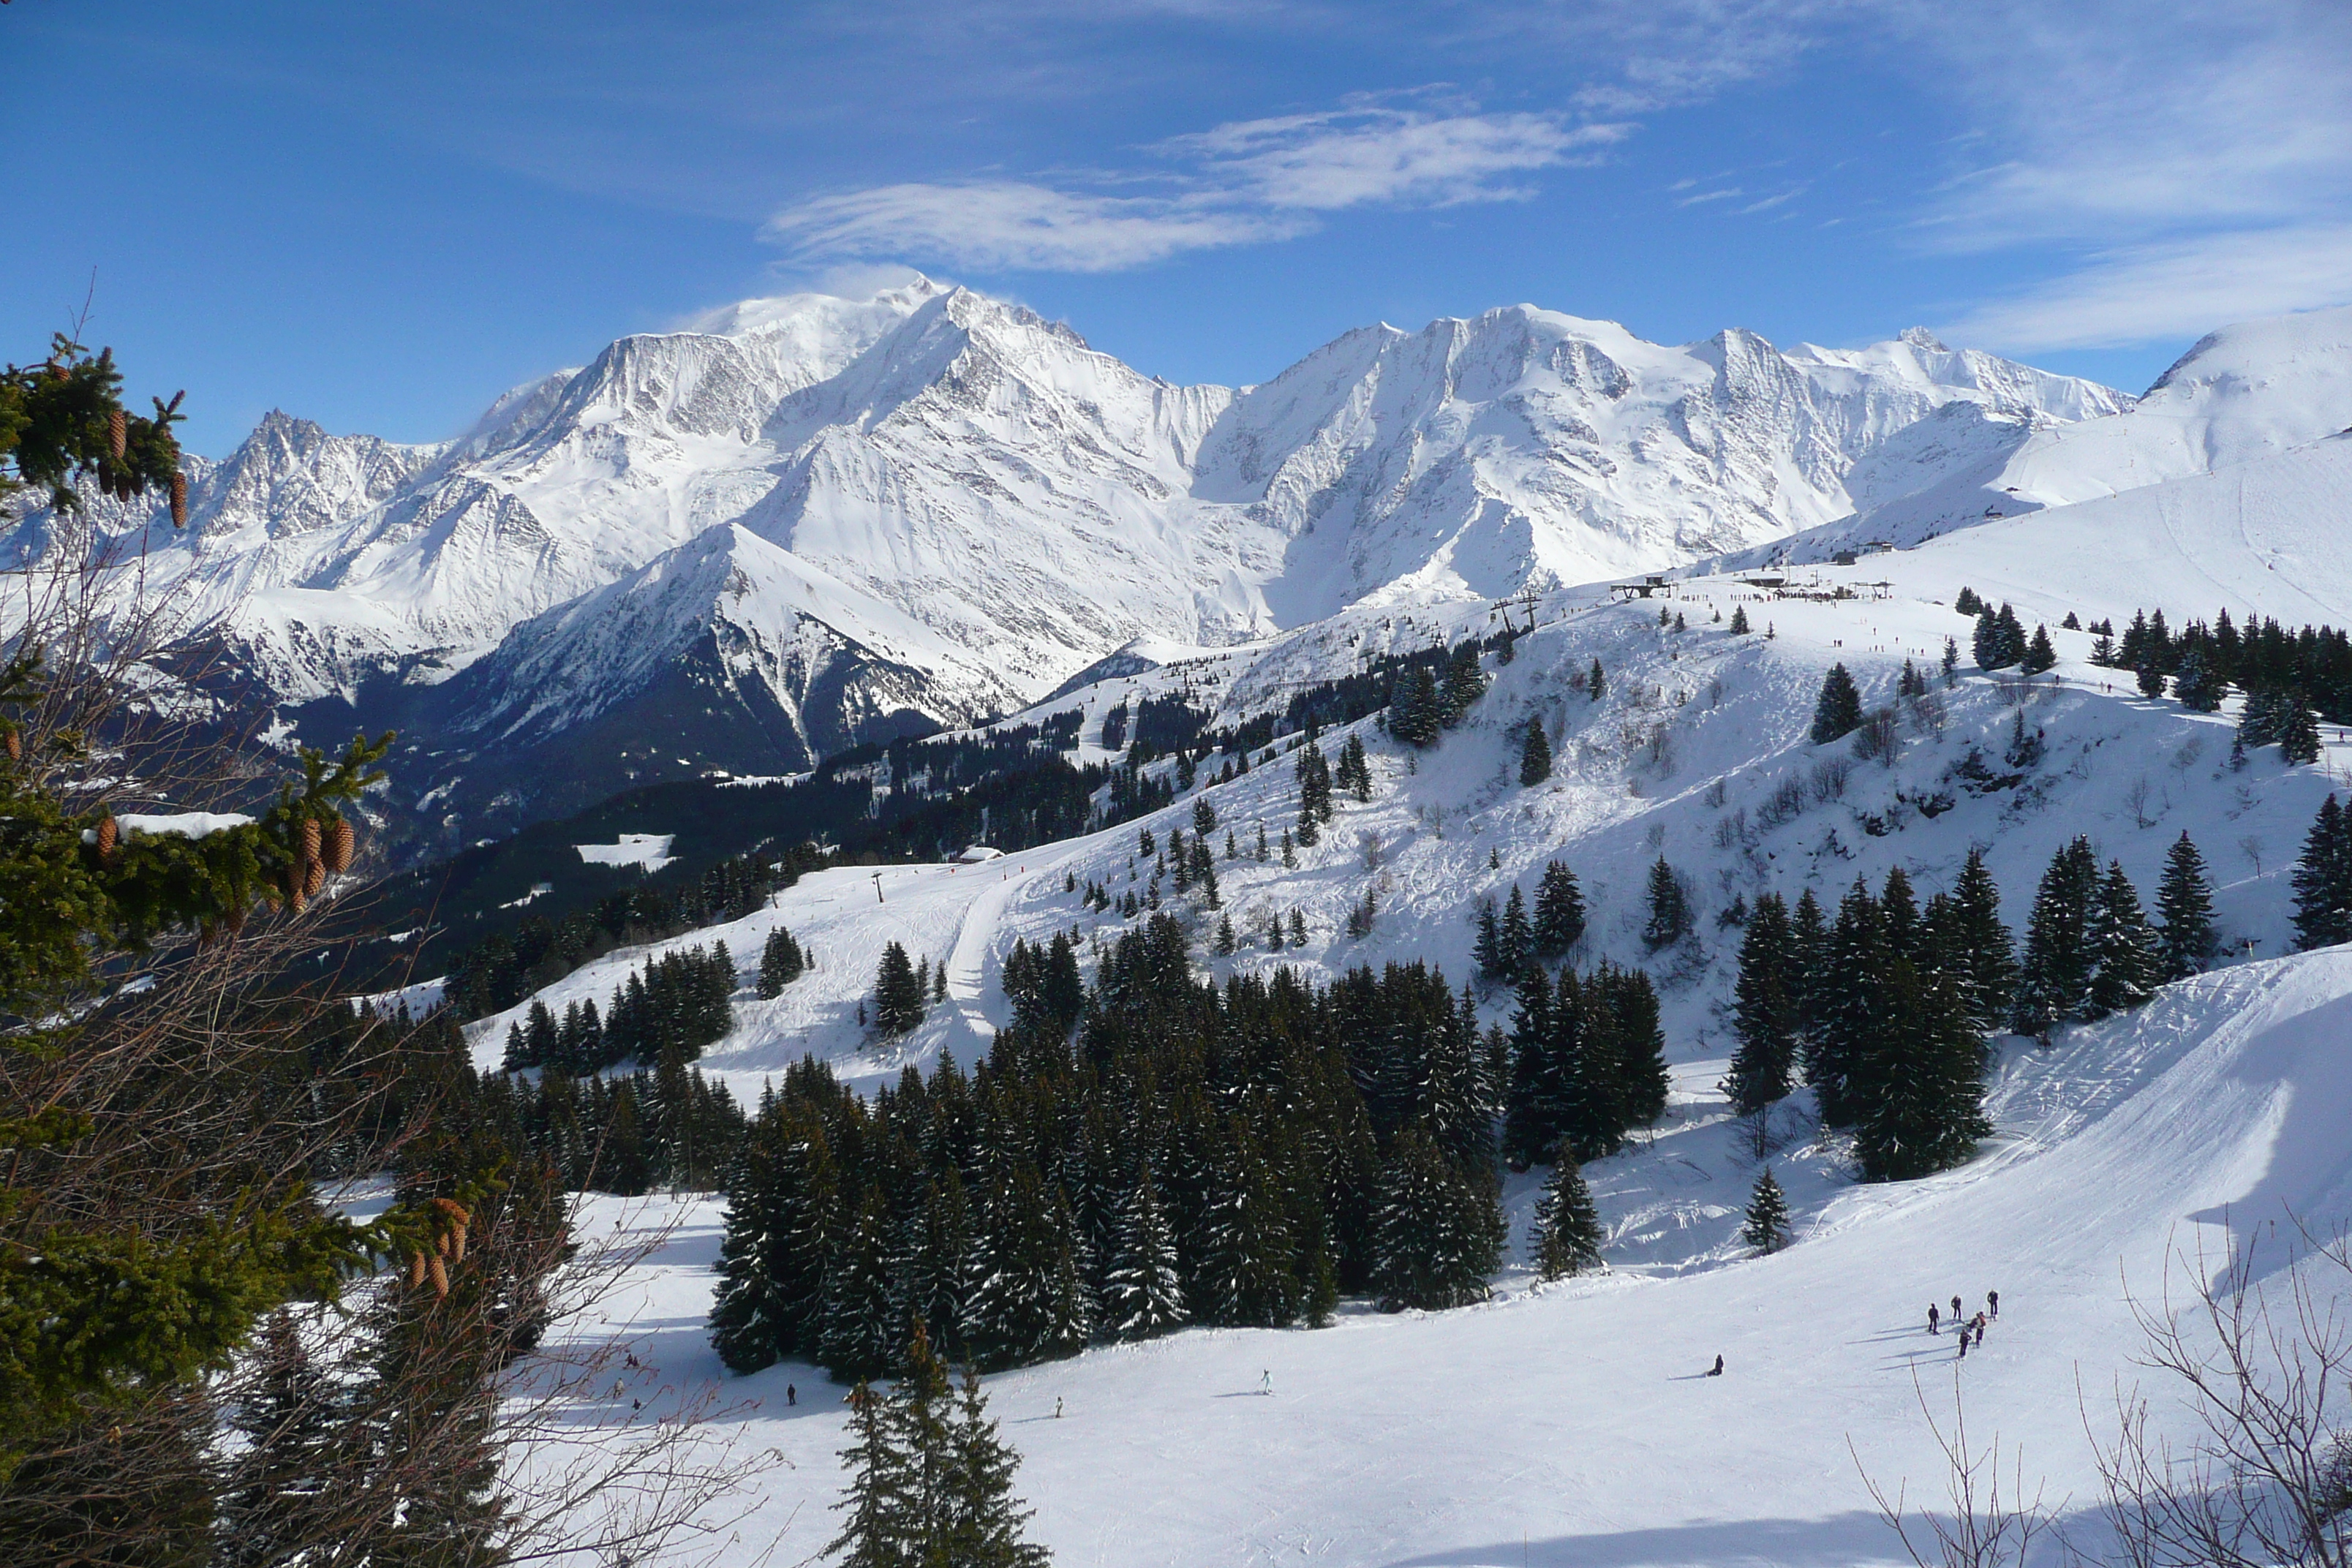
[1748,305,2352,565]
[442,474,2352,1563]
[538,919,2352,1567]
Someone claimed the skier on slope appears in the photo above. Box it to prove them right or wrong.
[1706,1354,1724,1377]
[1951,1294,1964,1322]
[1261,1370,1273,1396]
[1927,1303,1940,1335]
[1987,1289,1999,1319]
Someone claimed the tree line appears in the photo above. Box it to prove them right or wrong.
[711,916,1522,1384]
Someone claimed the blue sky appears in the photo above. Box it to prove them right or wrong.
[9,1,2349,456]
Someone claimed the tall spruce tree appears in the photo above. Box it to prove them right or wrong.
[1740,1169,1790,1254]
[1100,1166,1186,1341]
[1368,1125,1504,1311]
[2155,832,2219,979]
[1810,663,1864,743]
[1531,1156,1604,1280]
[1949,848,2018,1032]
[1854,961,1988,1181]
[1520,718,1553,786]
[1641,857,1690,949]
[1532,859,1586,957]
[2012,837,2100,1038]
[1727,892,1798,1115]
[2291,794,2352,949]
[873,941,927,1037]
[1501,885,1534,977]
[2086,859,2162,1017]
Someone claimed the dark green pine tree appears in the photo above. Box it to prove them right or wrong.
[1501,884,1534,976]
[826,1380,917,1568]
[1532,859,1586,957]
[1994,603,2027,666]
[2155,832,2219,979]
[2021,624,2057,675]
[1805,878,1888,1128]
[1100,1165,1187,1341]
[873,940,927,1037]
[940,1367,1052,1567]
[899,1169,979,1362]
[1368,1123,1505,1311]
[1519,717,1552,786]
[1740,1169,1791,1254]
[1588,657,1606,700]
[1599,965,1671,1131]
[711,1101,837,1371]
[2012,837,2099,1038]
[2279,691,2323,764]
[1440,639,1488,728]
[1729,603,1750,634]
[1531,1154,1604,1280]
[1390,666,1442,747]
[2086,859,2162,1018]
[1949,847,2018,1032]
[1727,892,1798,1115]
[1855,962,1988,1181]
[1501,967,1561,1166]
[2173,649,2225,712]
[1809,663,1864,743]
[1641,857,1690,949]
[1474,897,1507,982]
[1191,1125,1300,1328]
[820,1186,902,1381]
[2291,794,2352,950]
[970,1162,1093,1367]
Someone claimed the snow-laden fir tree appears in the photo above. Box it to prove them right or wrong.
[1100,1166,1186,1341]
[819,1186,902,1380]
[2021,624,2057,674]
[2012,837,2100,1038]
[758,925,806,997]
[2086,859,2162,1017]
[2155,831,2218,979]
[1740,1169,1790,1255]
[1191,1126,1300,1328]
[1854,961,1988,1182]
[1730,603,1750,634]
[2291,794,2352,949]
[1501,884,1534,975]
[1727,892,1798,1115]
[1531,1153,1603,1280]
[1369,1124,1504,1311]
[1809,663,1863,743]
[1640,856,1690,949]
[1532,859,1586,957]
[1440,639,1488,727]
[1520,717,1551,786]
[710,1098,837,1372]
[873,940,926,1037]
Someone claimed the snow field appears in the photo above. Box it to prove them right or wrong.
[544,946,2352,1566]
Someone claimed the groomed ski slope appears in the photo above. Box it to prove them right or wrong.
[559,946,2352,1567]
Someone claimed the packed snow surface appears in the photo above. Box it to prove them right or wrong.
[549,943,2352,1567]
[573,833,676,872]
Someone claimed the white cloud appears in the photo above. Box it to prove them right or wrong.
[1165,108,1627,210]
[765,181,1304,273]
[1937,223,2352,353]
[764,105,1624,272]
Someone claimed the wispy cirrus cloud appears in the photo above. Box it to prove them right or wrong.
[763,105,1628,272]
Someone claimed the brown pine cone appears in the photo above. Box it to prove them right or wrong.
[299,818,322,862]
[95,816,118,862]
[4,729,18,762]
[326,816,355,872]
[109,408,127,461]
[169,472,188,527]
[429,1255,450,1298]
[304,858,326,898]
[407,1251,427,1289]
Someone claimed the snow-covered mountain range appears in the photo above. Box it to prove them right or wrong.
[33,282,2352,837]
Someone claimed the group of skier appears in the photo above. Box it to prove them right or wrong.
[1928,1289,1998,1356]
